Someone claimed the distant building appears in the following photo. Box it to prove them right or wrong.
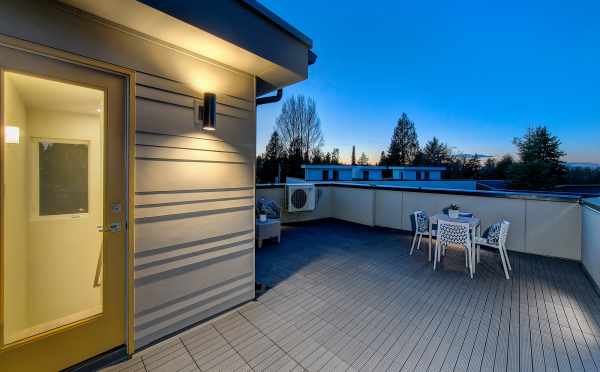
[302,165,445,181]
[391,166,445,181]
[302,165,353,181]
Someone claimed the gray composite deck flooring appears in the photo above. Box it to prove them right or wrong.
[108,220,600,372]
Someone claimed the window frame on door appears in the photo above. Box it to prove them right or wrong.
[30,137,92,221]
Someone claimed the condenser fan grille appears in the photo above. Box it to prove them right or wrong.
[291,189,308,209]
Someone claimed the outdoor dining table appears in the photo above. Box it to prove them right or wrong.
[428,212,481,269]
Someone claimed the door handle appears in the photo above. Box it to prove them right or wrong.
[97,222,121,233]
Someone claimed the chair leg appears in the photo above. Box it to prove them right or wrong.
[428,235,433,262]
[499,247,510,280]
[477,244,481,263]
[503,245,512,271]
[410,234,417,255]
[466,245,473,278]
[417,234,423,251]
[433,242,439,271]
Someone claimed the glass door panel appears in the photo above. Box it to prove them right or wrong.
[3,71,105,344]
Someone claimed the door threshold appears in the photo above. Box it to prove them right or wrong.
[62,345,128,372]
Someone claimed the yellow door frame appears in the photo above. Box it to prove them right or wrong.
[0,35,137,355]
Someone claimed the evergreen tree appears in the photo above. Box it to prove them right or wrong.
[351,145,356,165]
[387,113,419,165]
[260,131,286,183]
[265,131,284,162]
[331,148,341,164]
[509,126,567,189]
[358,152,369,165]
[311,148,324,164]
[462,155,481,179]
[422,137,450,165]
[495,154,514,179]
[479,158,497,179]
[256,154,264,183]
[378,151,387,166]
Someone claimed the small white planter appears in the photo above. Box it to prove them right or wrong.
[448,209,460,219]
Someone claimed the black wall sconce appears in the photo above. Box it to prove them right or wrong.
[195,92,216,130]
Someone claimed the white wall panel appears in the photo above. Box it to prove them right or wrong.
[582,206,600,291]
[526,200,581,260]
[332,188,374,226]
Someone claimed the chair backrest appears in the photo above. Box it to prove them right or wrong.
[499,220,510,246]
[437,219,471,246]
[487,220,510,246]
[413,210,429,233]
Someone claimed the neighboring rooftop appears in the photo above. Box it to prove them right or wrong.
[301,164,446,170]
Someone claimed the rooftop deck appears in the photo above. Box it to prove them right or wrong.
[109,220,600,371]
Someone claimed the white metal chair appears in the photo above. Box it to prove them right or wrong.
[410,211,436,255]
[434,219,473,278]
[474,221,512,279]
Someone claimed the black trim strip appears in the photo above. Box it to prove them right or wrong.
[135,239,253,271]
[136,229,253,258]
[136,95,248,120]
[135,205,252,224]
[255,183,581,203]
[136,195,253,209]
[135,156,246,165]
[134,248,252,286]
[136,187,253,195]
[136,143,240,154]
[136,130,226,143]
[135,272,253,318]
[135,73,253,104]
[136,84,253,112]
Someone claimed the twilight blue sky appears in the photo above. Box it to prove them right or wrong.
[256,0,600,164]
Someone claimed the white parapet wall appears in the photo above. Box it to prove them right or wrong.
[257,183,583,261]
[582,199,600,292]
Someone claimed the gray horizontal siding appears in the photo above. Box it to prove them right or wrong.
[134,74,255,348]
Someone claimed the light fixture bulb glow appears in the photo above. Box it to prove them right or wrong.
[5,126,19,144]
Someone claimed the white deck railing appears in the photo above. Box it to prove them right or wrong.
[257,183,583,261]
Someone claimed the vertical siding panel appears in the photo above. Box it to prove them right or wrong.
[133,72,255,348]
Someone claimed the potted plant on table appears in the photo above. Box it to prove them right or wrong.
[447,204,460,218]
[258,204,268,222]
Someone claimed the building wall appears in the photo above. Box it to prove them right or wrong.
[582,203,600,291]
[403,170,417,180]
[305,168,353,181]
[368,171,383,181]
[339,170,353,180]
[0,2,256,349]
[306,168,325,181]
[133,77,255,348]
[256,185,582,261]
[430,171,442,180]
